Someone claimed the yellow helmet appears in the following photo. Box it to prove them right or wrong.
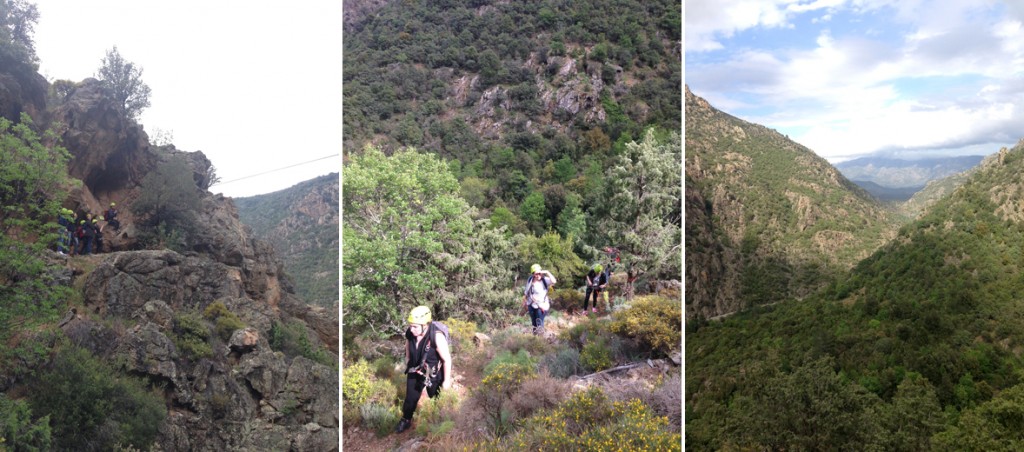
[110,202,116,207]
[593,264,603,272]
[408,306,431,324]
[530,264,541,274]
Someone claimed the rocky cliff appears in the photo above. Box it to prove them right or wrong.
[685,86,899,321]
[1,69,338,450]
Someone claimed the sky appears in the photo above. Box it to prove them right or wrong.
[33,1,343,197]
[685,0,1024,162]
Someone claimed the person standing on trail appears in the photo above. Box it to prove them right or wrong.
[397,306,453,434]
[56,208,72,254]
[93,217,105,253]
[523,264,556,335]
[79,215,96,255]
[104,202,120,231]
[584,263,607,314]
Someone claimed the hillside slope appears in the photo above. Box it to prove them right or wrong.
[685,86,899,320]
[687,139,1024,450]
[235,174,339,307]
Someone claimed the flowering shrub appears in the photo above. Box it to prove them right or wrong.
[480,387,681,451]
[610,295,680,357]
[445,317,478,353]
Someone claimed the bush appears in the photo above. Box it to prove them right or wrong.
[0,393,52,451]
[444,317,478,353]
[359,403,401,437]
[483,350,537,377]
[580,337,614,372]
[481,387,681,451]
[541,347,582,378]
[28,346,166,451]
[413,390,461,438]
[562,316,613,351]
[474,351,538,436]
[269,319,334,366]
[203,301,245,341]
[509,373,571,421]
[342,359,396,407]
[173,311,212,359]
[610,295,681,357]
[494,329,553,357]
[551,288,583,312]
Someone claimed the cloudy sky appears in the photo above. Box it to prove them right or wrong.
[686,0,1024,162]
[33,1,342,197]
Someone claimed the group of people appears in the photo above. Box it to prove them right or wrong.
[56,202,120,256]
[396,259,616,434]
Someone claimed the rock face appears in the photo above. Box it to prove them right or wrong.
[1,63,338,450]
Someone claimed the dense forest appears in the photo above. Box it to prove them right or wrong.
[688,130,1024,449]
[342,0,682,449]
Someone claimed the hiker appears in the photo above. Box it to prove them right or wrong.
[79,215,95,255]
[397,306,453,434]
[522,264,556,335]
[56,208,75,254]
[93,217,104,253]
[68,211,79,255]
[104,202,120,231]
[584,263,607,314]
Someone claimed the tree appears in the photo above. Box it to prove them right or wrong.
[597,129,681,300]
[519,191,546,234]
[0,0,39,64]
[557,193,587,244]
[130,155,201,250]
[343,146,518,338]
[517,231,585,286]
[0,113,73,346]
[96,46,151,120]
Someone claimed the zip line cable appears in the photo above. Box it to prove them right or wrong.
[210,153,339,187]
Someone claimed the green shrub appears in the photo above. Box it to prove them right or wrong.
[0,393,52,451]
[541,347,582,378]
[342,359,396,407]
[445,317,478,353]
[269,319,334,366]
[580,337,614,372]
[551,288,583,312]
[173,312,212,359]
[481,387,681,451]
[203,301,245,341]
[610,295,681,357]
[474,351,538,437]
[484,350,537,377]
[562,316,613,351]
[28,346,166,451]
[414,390,461,438]
[359,403,401,437]
[495,330,552,357]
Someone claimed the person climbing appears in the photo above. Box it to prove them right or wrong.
[79,215,95,255]
[68,211,79,256]
[584,263,607,314]
[522,264,556,335]
[397,306,452,434]
[93,217,104,253]
[104,202,120,231]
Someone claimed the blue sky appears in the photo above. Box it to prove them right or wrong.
[686,0,1024,161]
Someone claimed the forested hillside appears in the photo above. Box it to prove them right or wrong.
[235,173,339,307]
[685,87,900,321]
[342,0,682,449]
[688,139,1024,450]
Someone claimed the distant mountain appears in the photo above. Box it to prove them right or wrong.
[685,86,900,320]
[235,174,339,307]
[836,155,983,189]
[850,180,924,202]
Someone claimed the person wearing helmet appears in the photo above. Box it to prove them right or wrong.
[104,202,120,231]
[397,306,453,434]
[93,217,105,253]
[522,264,556,335]
[584,263,608,314]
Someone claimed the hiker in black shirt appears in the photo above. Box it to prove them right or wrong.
[397,306,452,434]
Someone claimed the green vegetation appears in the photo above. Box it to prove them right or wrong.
[203,300,245,341]
[0,393,51,451]
[234,173,338,307]
[269,319,334,366]
[27,345,165,451]
[0,113,73,351]
[131,155,202,251]
[95,46,151,120]
[172,311,213,360]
